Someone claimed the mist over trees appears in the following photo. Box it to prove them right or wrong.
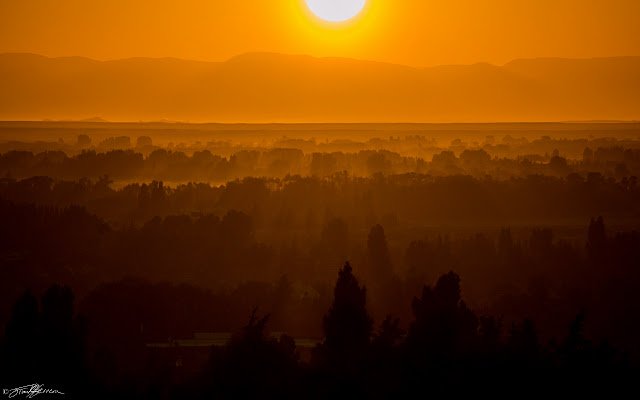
[0,172,638,229]
[1,125,639,397]
[2,135,640,182]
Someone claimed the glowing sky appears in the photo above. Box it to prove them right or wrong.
[0,0,639,66]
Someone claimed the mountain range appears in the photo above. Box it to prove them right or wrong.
[1,52,639,122]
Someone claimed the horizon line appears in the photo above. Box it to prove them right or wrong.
[1,119,639,126]
[2,51,640,69]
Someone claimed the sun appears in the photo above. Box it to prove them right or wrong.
[305,0,367,23]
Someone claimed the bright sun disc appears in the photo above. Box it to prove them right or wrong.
[305,0,367,23]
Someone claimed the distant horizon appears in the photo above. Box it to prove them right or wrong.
[2,52,639,123]
[4,50,640,69]
[2,119,639,127]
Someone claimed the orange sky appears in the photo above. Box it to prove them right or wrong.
[1,0,639,66]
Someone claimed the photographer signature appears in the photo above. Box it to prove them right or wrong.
[2,384,64,398]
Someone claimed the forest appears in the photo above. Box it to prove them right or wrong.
[1,129,639,398]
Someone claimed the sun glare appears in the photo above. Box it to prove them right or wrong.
[305,0,367,23]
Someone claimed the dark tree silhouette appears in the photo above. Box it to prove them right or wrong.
[316,262,373,371]
[507,319,539,361]
[1,286,87,393]
[204,309,298,399]
[407,271,478,359]
[1,291,40,382]
[39,285,86,385]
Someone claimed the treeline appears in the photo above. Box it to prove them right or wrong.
[1,143,640,182]
[0,265,636,398]
[3,131,640,163]
[1,173,638,227]
[1,198,639,356]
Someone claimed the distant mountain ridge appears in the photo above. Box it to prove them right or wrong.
[1,52,638,122]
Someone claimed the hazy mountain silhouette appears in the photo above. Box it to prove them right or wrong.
[1,52,639,122]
